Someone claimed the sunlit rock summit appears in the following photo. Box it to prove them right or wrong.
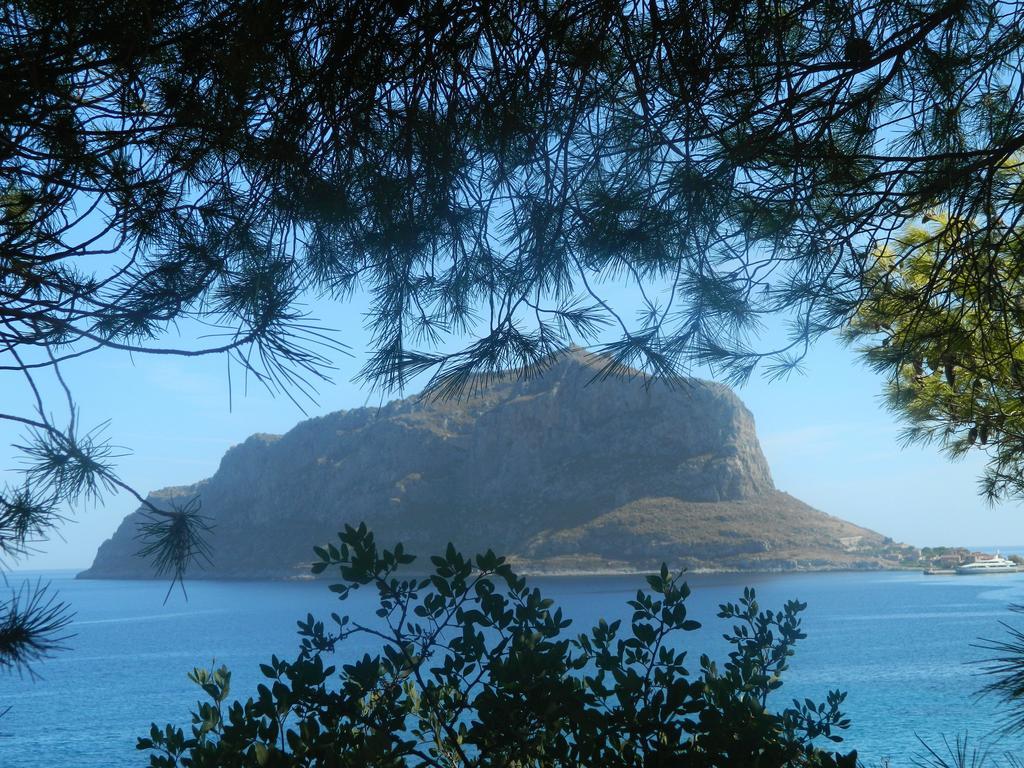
[81,347,890,578]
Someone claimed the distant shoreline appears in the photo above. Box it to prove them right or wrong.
[74,561,918,582]
[29,555,1024,582]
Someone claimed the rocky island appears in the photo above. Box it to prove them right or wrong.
[80,348,899,579]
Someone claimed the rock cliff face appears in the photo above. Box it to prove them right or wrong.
[80,348,889,578]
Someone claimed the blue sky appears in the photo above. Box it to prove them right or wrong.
[3,279,1022,571]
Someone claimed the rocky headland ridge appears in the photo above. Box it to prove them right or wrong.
[80,348,894,579]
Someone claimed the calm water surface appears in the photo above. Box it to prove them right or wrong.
[4,568,1024,766]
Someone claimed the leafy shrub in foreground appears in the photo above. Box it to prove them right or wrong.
[140,524,856,767]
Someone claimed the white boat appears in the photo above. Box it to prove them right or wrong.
[955,555,1020,574]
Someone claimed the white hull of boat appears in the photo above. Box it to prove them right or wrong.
[955,562,1019,575]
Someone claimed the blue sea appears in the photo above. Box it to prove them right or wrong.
[4,568,1024,766]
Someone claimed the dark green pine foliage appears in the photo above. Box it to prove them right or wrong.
[139,525,855,767]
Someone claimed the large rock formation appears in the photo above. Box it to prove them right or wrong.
[80,348,892,579]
